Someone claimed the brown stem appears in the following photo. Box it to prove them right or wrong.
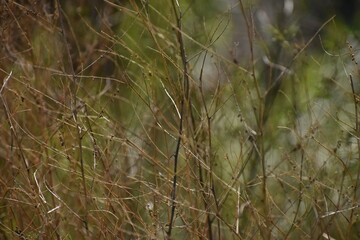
[167,1,190,238]
[56,0,89,234]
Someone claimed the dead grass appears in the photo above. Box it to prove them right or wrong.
[1,1,360,239]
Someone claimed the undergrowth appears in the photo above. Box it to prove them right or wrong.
[1,0,360,239]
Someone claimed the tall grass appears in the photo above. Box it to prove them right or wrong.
[1,0,360,239]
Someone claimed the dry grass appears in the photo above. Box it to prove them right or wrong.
[1,1,360,239]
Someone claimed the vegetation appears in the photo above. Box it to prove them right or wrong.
[1,0,360,239]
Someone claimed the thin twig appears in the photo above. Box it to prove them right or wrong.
[348,72,360,236]
[56,0,89,234]
[1,71,32,180]
[0,71,12,94]
[167,1,189,238]
[198,51,215,239]
[238,1,270,238]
